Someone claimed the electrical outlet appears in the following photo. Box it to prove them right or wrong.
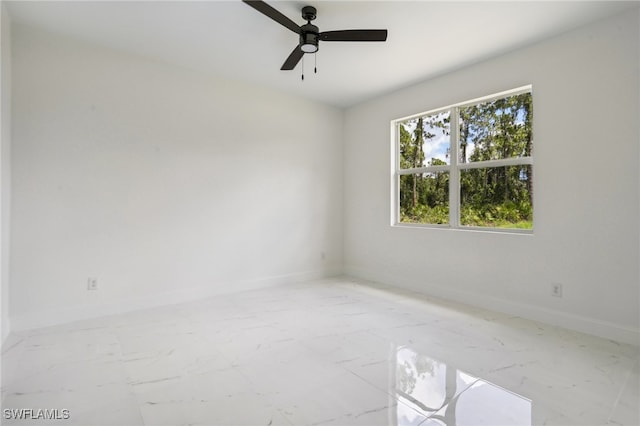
[551,282,563,298]
[87,277,98,291]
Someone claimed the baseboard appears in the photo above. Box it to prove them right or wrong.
[344,266,640,347]
[12,266,636,346]
[10,268,341,333]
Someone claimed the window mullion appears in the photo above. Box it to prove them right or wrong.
[458,157,533,170]
[398,165,450,175]
[449,107,460,228]
[392,123,400,225]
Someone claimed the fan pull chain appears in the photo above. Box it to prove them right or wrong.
[301,56,304,81]
[314,52,317,74]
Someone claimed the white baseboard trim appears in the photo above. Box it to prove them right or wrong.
[10,268,341,333]
[344,266,640,347]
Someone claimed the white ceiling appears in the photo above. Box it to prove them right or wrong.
[6,0,639,107]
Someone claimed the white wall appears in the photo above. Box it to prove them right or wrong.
[11,23,343,330]
[1,3,11,344]
[344,11,640,345]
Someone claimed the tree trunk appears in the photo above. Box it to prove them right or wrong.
[412,175,417,207]
[412,118,424,208]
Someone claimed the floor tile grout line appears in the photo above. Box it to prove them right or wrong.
[604,360,635,425]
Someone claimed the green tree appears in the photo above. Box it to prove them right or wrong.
[399,113,451,224]
[458,92,533,227]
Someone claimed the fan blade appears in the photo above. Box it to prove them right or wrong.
[242,1,301,34]
[319,29,388,42]
[281,45,304,70]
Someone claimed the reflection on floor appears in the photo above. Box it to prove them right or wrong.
[1,277,638,425]
[395,347,531,425]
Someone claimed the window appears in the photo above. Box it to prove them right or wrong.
[392,86,533,232]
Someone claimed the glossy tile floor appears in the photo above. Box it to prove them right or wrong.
[1,277,638,425]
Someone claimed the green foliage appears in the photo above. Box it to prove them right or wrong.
[401,203,449,225]
[399,125,415,170]
[460,202,532,229]
[460,93,532,163]
[399,91,533,229]
[460,165,532,228]
[400,170,450,224]
[402,201,532,229]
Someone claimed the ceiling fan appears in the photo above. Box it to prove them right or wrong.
[242,0,388,72]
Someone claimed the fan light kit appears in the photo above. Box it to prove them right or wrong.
[243,1,388,79]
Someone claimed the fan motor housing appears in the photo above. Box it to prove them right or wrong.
[300,22,319,53]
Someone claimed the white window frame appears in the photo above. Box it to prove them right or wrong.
[391,85,533,234]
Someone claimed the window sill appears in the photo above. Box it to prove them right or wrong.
[392,222,533,235]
